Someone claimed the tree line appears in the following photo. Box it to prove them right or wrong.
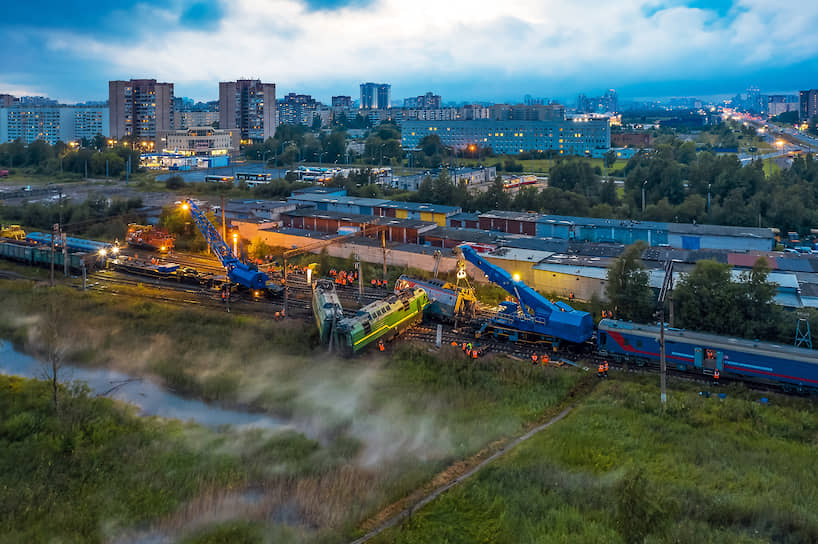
[0,139,141,179]
[605,243,807,344]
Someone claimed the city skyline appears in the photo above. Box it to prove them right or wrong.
[2,0,818,104]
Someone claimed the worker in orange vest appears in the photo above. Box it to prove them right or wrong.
[598,363,604,378]
[531,353,538,365]
[451,341,458,347]
[603,360,609,377]
[378,339,385,352]
[714,368,720,385]
[472,349,478,359]
[461,342,467,352]
[541,354,550,366]
[371,278,377,287]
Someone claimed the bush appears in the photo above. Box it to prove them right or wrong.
[165,175,186,190]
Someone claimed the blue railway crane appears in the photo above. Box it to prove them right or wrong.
[457,244,593,345]
[182,199,274,292]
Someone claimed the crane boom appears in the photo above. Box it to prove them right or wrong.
[184,199,273,291]
[457,244,593,344]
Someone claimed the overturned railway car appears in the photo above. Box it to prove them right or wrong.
[313,278,344,344]
[598,319,818,392]
[394,275,476,322]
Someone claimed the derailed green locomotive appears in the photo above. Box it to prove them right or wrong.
[334,287,429,355]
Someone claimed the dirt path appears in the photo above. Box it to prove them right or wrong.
[349,406,574,544]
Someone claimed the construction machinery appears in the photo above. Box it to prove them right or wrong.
[457,244,593,345]
[126,223,175,252]
[182,199,280,294]
[0,224,25,241]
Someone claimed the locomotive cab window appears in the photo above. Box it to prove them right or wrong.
[599,332,607,345]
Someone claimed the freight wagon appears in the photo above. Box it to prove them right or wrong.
[0,239,93,272]
[598,319,818,392]
[334,287,429,355]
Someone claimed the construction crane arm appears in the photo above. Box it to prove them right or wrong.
[457,244,563,318]
[184,199,238,271]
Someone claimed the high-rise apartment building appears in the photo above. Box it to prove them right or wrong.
[800,89,818,121]
[404,92,442,109]
[0,104,109,144]
[360,82,390,109]
[331,96,352,109]
[109,79,174,143]
[219,79,277,142]
[0,94,16,107]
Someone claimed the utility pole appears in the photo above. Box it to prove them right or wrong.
[382,229,387,284]
[657,260,674,406]
[62,232,68,277]
[221,194,227,243]
[356,253,363,305]
[50,223,58,287]
[642,179,648,213]
[283,257,289,317]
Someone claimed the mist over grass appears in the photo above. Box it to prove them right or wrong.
[0,280,585,541]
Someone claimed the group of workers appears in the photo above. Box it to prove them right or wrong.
[273,309,287,320]
[597,360,609,378]
[531,353,552,366]
[450,341,482,359]
[600,310,614,319]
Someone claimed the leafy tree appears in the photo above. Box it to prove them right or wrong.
[605,242,655,321]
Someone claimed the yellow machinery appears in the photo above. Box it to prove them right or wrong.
[0,225,25,240]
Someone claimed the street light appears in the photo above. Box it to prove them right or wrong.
[232,232,238,258]
[642,180,648,213]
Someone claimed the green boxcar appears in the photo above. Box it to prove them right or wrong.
[312,278,344,344]
[335,287,429,355]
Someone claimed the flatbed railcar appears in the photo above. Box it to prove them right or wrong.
[334,287,429,355]
[598,319,818,392]
[26,232,113,254]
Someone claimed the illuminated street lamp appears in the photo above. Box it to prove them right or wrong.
[232,232,238,257]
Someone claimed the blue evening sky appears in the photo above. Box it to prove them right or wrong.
[1,0,816,104]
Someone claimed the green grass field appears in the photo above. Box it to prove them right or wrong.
[457,156,629,175]
[373,376,818,543]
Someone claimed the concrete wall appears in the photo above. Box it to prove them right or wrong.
[235,221,487,282]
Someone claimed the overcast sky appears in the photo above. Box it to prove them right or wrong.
[2,0,817,104]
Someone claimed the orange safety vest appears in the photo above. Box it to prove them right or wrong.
[532,354,538,362]
[472,350,478,359]
[604,362,609,372]
[542,355,550,363]
[714,369,720,379]
[598,364,604,374]
[378,342,385,352]
[451,341,458,347]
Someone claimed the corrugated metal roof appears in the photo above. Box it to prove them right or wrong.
[534,263,610,280]
[775,257,815,273]
[479,210,541,222]
[377,201,461,214]
[667,222,774,239]
[536,214,667,230]
[486,247,554,263]
[728,253,778,269]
